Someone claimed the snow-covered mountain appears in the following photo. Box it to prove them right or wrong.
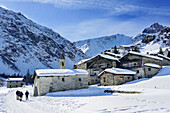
[133,23,170,54]
[0,7,88,75]
[73,34,133,57]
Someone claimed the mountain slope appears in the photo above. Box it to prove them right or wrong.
[0,7,88,75]
[73,34,133,57]
[132,23,170,54]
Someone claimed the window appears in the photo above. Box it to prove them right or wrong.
[103,77,106,82]
[148,68,151,71]
[62,78,65,82]
[62,62,64,66]
[79,78,81,81]
[136,70,139,73]
[120,77,123,81]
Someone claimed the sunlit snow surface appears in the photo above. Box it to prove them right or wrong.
[0,66,170,113]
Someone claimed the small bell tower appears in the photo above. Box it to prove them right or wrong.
[60,53,65,69]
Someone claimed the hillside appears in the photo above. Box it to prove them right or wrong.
[0,7,88,75]
[73,34,132,57]
[133,23,170,54]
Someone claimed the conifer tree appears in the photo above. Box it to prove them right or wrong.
[133,46,140,52]
[113,46,119,54]
[158,47,163,55]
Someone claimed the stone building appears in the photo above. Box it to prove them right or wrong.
[32,69,88,96]
[144,63,161,78]
[98,68,136,86]
[163,48,170,57]
[119,45,135,51]
[157,54,170,66]
[6,78,24,88]
[74,54,119,85]
[60,53,65,69]
[118,51,163,79]
[103,52,123,58]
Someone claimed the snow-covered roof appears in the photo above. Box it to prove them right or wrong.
[157,54,170,61]
[76,58,90,65]
[120,45,135,47]
[98,68,136,77]
[35,69,88,77]
[144,63,161,69]
[99,54,119,61]
[6,78,24,82]
[76,54,119,65]
[104,52,123,57]
[129,51,163,61]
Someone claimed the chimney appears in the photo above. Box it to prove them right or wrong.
[60,53,65,69]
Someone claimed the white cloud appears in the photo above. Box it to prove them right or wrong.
[55,18,147,42]
[5,0,170,16]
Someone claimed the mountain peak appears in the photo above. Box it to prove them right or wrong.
[142,23,165,34]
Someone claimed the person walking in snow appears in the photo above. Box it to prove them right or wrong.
[16,90,20,100]
[25,90,29,100]
[19,91,23,101]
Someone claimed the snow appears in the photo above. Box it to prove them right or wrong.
[76,54,119,65]
[105,52,123,57]
[144,63,161,68]
[102,68,136,75]
[35,69,88,76]
[120,45,134,47]
[6,78,24,82]
[0,67,170,113]
[99,54,119,61]
[73,34,133,57]
[129,51,163,61]
[158,54,170,60]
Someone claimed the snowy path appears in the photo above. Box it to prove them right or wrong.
[1,66,170,113]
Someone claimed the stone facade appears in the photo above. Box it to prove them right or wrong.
[100,72,133,86]
[118,51,162,79]
[33,69,88,96]
[60,53,65,69]
[144,65,161,78]
[6,78,24,88]
[75,54,118,85]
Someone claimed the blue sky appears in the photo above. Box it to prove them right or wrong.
[0,0,170,42]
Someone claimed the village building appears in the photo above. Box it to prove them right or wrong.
[119,45,135,51]
[157,54,170,65]
[163,48,170,57]
[118,51,163,79]
[74,54,119,85]
[103,52,123,58]
[98,68,136,86]
[144,63,161,78]
[60,53,65,69]
[6,78,24,88]
[32,69,88,96]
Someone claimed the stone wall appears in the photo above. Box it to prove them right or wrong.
[33,74,88,96]
[100,73,133,86]
[144,67,160,78]
[7,81,24,88]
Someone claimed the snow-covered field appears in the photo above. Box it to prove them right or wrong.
[1,66,170,113]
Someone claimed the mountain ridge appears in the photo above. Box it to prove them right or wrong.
[0,7,88,75]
